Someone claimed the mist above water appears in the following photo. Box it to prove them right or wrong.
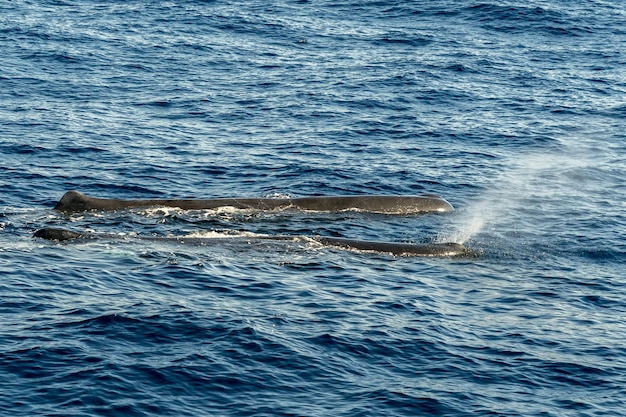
[438,147,596,245]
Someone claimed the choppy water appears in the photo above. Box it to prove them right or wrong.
[2,1,625,416]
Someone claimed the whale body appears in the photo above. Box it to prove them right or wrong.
[54,191,454,215]
[311,236,469,257]
[33,228,471,257]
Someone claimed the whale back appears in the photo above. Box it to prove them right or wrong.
[54,191,454,214]
[33,228,471,257]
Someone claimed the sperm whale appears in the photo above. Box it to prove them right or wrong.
[54,191,454,215]
[33,228,471,257]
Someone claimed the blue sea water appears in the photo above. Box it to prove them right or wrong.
[1,0,626,415]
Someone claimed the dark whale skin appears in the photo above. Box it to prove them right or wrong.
[54,191,454,215]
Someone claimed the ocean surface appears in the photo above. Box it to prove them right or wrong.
[1,0,625,415]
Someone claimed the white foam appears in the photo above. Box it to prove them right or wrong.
[263,192,293,199]
[169,230,267,239]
